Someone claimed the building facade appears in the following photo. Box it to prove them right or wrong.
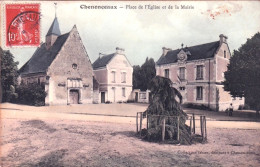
[156,34,244,111]
[93,48,133,103]
[19,17,95,105]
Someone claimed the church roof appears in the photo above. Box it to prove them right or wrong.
[156,41,220,65]
[92,54,115,70]
[46,17,61,36]
[19,33,70,75]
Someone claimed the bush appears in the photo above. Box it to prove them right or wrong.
[105,101,111,104]
[238,104,250,110]
[16,83,46,106]
[126,99,135,103]
[183,103,212,111]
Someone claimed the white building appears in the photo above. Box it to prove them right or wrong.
[93,47,133,103]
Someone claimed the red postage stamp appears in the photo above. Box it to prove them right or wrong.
[5,3,40,47]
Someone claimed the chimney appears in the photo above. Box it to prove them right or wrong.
[116,47,125,54]
[219,34,228,44]
[162,47,172,56]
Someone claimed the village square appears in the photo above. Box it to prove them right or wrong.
[1,1,260,167]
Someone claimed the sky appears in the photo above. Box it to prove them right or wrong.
[3,1,260,68]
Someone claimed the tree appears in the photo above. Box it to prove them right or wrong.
[133,65,143,89]
[133,57,156,91]
[0,48,19,102]
[16,83,46,106]
[223,32,260,111]
[144,76,191,144]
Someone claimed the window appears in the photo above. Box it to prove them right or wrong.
[196,86,203,100]
[112,71,116,83]
[72,63,77,69]
[179,67,185,80]
[164,69,169,78]
[179,87,185,91]
[224,50,226,58]
[196,65,204,80]
[122,88,126,97]
[139,92,146,99]
[121,72,126,83]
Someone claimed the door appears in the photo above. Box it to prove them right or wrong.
[101,92,105,103]
[135,92,138,102]
[69,89,79,104]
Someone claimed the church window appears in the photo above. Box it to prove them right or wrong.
[72,63,77,69]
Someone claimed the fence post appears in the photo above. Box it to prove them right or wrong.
[136,113,139,133]
[162,117,165,142]
[200,116,203,138]
[192,113,195,134]
[146,113,149,130]
[177,116,180,141]
[140,112,143,137]
[204,116,207,141]
[190,115,192,135]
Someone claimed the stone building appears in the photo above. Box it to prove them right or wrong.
[156,34,244,111]
[19,17,95,105]
[92,48,133,103]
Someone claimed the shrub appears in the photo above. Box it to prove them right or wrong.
[238,104,250,110]
[126,99,135,103]
[16,83,46,106]
[184,103,212,111]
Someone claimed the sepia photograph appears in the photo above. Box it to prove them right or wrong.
[0,0,260,166]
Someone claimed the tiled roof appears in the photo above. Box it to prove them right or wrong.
[156,41,220,65]
[92,54,115,69]
[46,17,61,36]
[19,33,70,75]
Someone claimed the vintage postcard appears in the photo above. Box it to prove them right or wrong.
[0,0,259,166]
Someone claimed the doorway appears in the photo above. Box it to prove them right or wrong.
[135,92,138,102]
[69,89,79,104]
[101,92,105,103]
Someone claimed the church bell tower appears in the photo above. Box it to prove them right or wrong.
[45,3,61,50]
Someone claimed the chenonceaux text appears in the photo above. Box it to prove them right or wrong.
[80,5,117,9]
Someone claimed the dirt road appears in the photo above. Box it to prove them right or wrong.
[0,103,260,167]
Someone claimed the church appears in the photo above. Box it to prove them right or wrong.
[19,16,96,105]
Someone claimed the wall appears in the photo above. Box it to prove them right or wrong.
[46,27,93,105]
[105,54,133,103]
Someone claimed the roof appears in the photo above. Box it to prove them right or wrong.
[156,41,220,65]
[92,54,115,69]
[19,33,70,75]
[46,17,61,36]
